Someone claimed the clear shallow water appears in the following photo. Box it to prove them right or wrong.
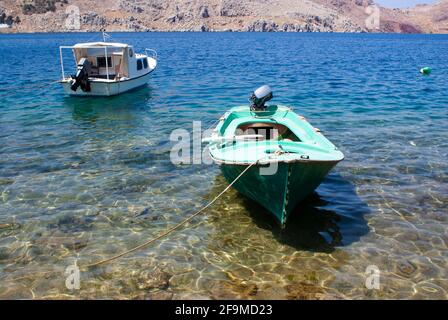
[0,32,447,299]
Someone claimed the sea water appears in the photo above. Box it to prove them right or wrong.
[0,32,447,299]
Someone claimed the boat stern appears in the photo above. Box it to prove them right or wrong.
[60,78,120,96]
[220,162,290,226]
[220,159,339,228]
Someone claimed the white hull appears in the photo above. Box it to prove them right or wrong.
[61,70,153,97]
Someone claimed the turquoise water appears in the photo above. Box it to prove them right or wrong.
[0,32,447,299]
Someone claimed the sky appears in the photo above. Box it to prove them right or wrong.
[375,0,436,8]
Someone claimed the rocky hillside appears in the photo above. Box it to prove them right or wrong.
[402,1,448,33]
[0,0,446,33]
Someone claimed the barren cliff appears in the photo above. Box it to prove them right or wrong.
[0,0,447,33]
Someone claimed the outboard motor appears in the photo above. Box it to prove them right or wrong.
[249,85,273,111]
[70,58,91,92]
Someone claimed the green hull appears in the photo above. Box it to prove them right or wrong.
[221,161,336,226]
[208,105,344,227]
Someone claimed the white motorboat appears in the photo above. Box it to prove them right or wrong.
[59,35,157,96]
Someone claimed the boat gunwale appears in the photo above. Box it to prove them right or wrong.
[210,153,344,166]
[209,104,344,166]
[59,66,156,84]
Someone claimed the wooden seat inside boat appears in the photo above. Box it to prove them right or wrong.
[236,122,300,141]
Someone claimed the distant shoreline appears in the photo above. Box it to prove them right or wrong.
[1,0,446,35]
[0,30,446,35]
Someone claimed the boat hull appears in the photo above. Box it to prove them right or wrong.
[220,161,337,226]
[61,71,153,96]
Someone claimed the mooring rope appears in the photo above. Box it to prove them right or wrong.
[0,151,273,284]
[81,159,261,269]
[0,80,60,93]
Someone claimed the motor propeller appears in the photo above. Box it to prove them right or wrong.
[70,58,92,92]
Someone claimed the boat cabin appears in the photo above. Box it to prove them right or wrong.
[59,42,153,81]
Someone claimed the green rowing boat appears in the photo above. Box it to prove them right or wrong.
[205,86,344,227]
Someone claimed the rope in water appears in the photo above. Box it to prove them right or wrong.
[81,158,263,269]
[1,159,261,282]
[0,80,60,93]
[1,151,276,284]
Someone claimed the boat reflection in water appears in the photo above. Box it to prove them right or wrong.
[63,86,153,124]
[205,173,370,253]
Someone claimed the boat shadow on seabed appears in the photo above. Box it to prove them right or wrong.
[211,172,370,254]
[62,85,153,123]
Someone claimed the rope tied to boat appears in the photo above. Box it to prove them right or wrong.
[0,80,60,94]
[0,158,266,283]
[274,146,285,156]
[81,156,267,269]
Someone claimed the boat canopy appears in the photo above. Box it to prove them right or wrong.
[72,42,129,48]
[60,42,132,79]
